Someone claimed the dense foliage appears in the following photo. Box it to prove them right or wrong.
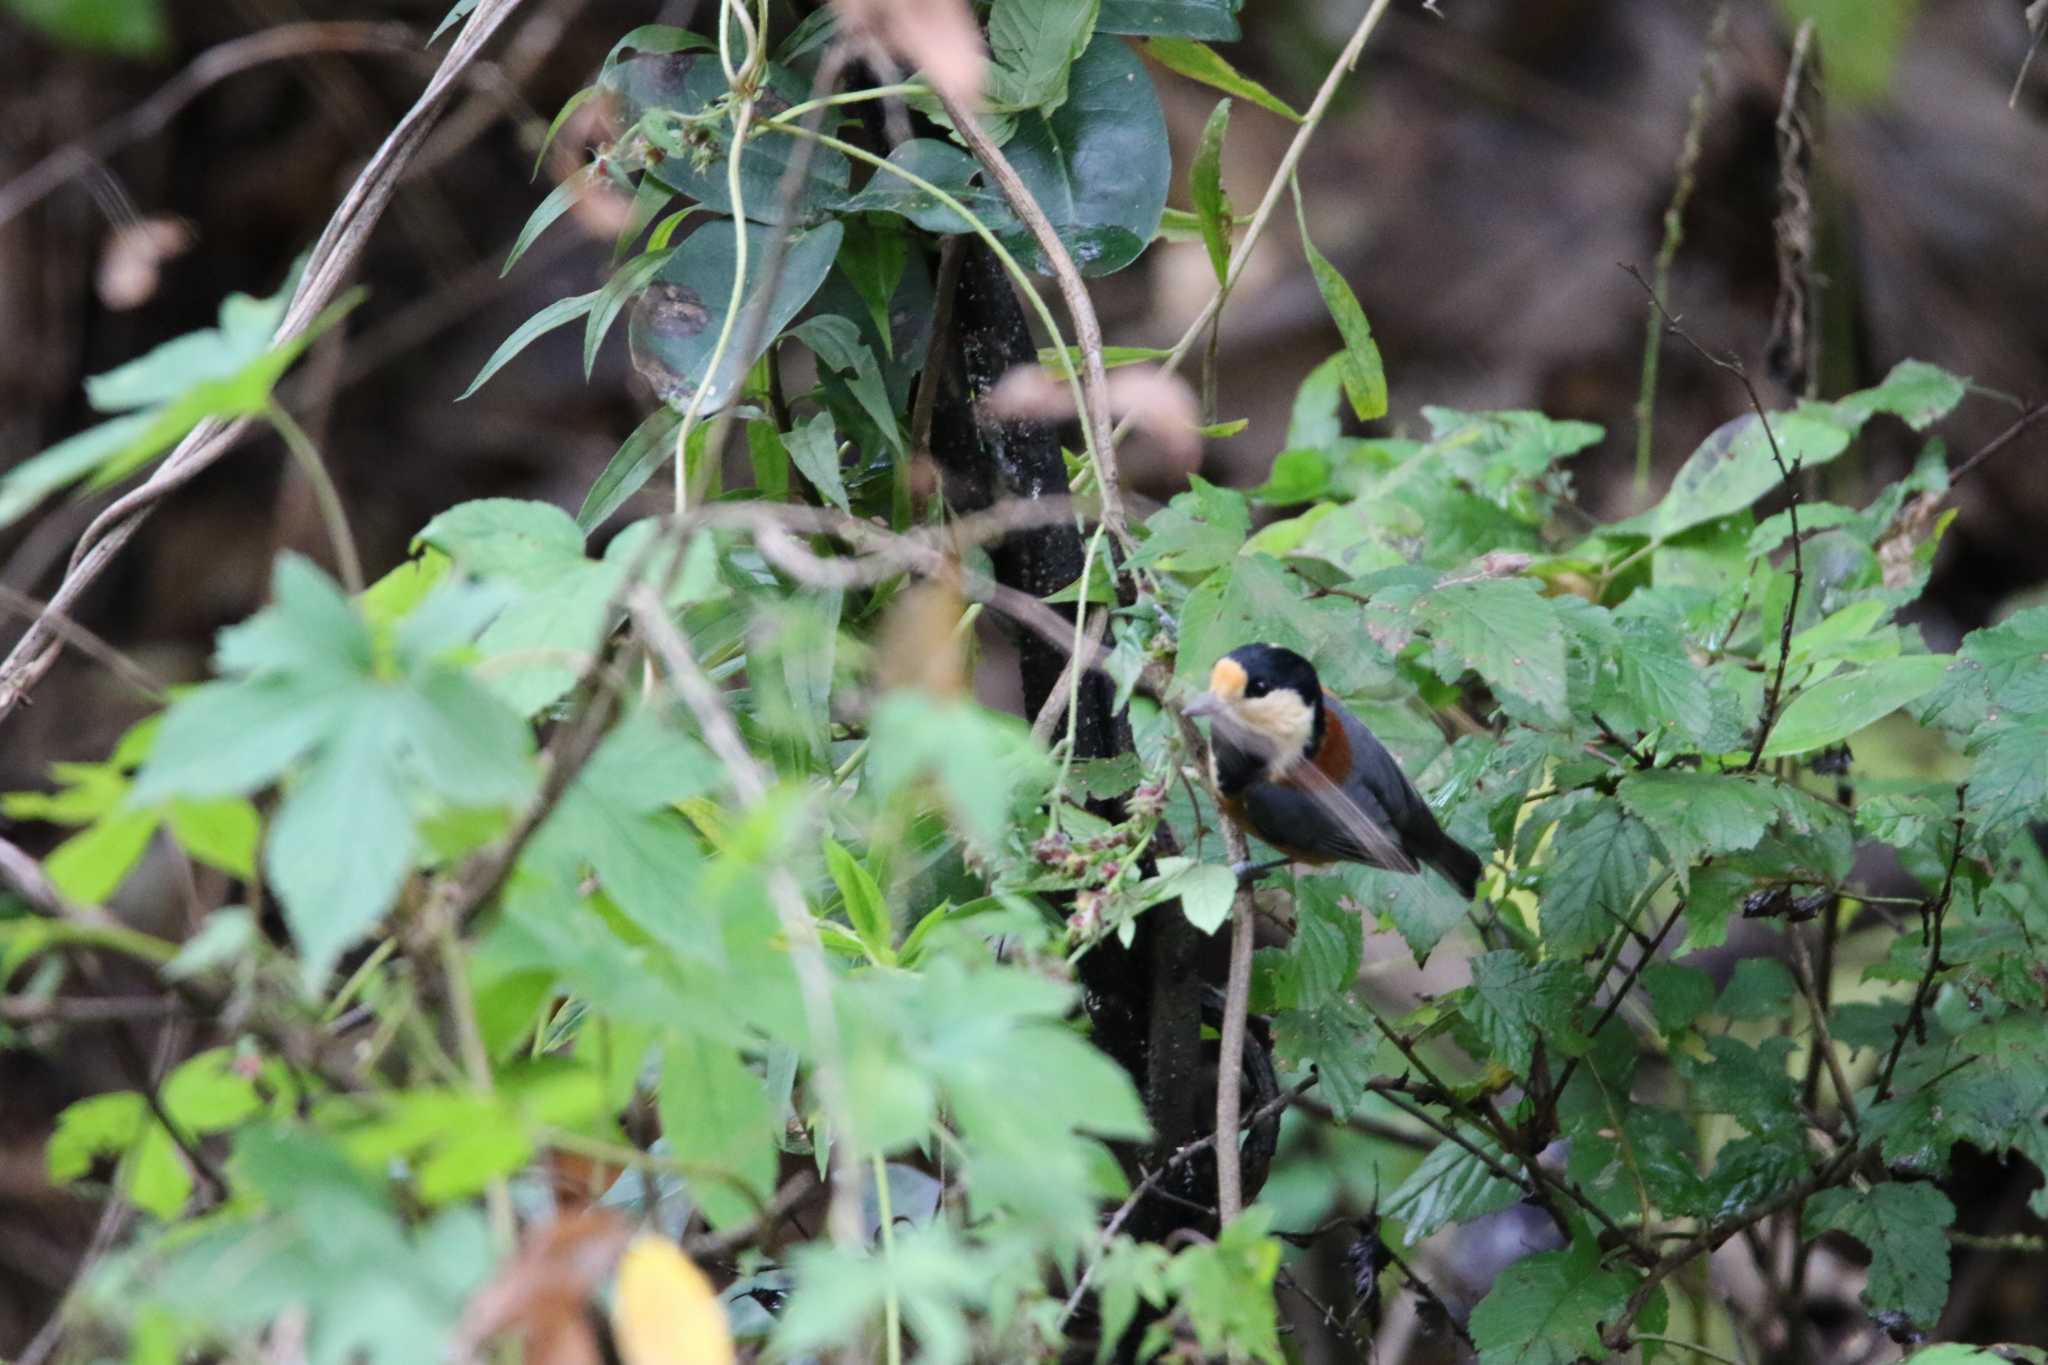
[4,1,2045,1362]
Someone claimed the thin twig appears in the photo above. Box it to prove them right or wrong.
[1623,263,1804,771]
[1948,401,2048,485]
[0,0,533,724]
[1634,3,1730,489]
[935,93,1130,555]
[0,23,425,229]
[1786,926,1859,1140]
[0,584,165,700]
[266,400,364,594]
[1874,786,1967,1103]
[1058,1075,1317,1328]
[630,587,863,1249]
[1114,0,1399,448]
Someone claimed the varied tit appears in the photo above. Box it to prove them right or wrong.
[1183,643,1483,898]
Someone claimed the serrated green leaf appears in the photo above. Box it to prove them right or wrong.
[1539,805,1655,955]
[987,0,1101,111]
[1465,949,1583,1073]
[1470,1240,1642,1365]
[1384,1133,1522,1244]
[1619,771,1780,874]
[1806,1182,1955,1331]
[1412,578,1569,726]
[1653,409,1855,539]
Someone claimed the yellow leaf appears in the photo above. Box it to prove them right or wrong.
[612,1233,734,1365]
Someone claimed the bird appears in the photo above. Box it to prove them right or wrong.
[1182,643,1483,898]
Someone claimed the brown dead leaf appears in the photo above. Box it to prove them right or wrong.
[832,0,987,111]
[97,217,193,311]
[612,1233,735,1365]
[1877,490,1949,589]
[455,1208,633,1365]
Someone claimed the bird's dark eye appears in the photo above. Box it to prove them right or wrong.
[1245,679,1267,698]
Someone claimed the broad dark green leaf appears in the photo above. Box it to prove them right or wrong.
[1470,1240,1645,1365]
[1920,605,2048,732]
[660,1036,779,1228]
[1539,805,1655,956]
[1000,33,1170,277]
[839,139,1017,237]
[1405,578,1570,726]
[600,51,848,224]
[627,218,843,413]
[1806,1183,1955,1332]
[1097,0,1239,39]
[1618,771,1780,874]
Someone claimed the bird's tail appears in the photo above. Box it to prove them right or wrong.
[1425,832,1484,900]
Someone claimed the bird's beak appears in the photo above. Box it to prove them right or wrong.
[1183,692,1222,719]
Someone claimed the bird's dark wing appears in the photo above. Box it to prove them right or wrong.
[1331,702,1483,897]
[1239,763,1419,873]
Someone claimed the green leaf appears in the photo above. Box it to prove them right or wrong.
[1775,0,1919,104]
[265,719,414,988]
[627,218,844,413]
[4,0,166,55]
[1143,37,1300,120]
[1295,187,1386,421]
[577,404,683,530]
[987,0,1102,111]
[1920,604,2048,732]
[1618,771,1780,873]
[1641,961,1716,1035]
[601,53,848,225]
[660,1036,779,1229]
[1963,714,2048,836]
[1097,0,1240,39]
[1834,358,1969,431]
[1384,1133,1522,1244]
[1464,949,1582,1073]
[1716,957,1796,1021]
[1592,615,1716,744]
[835,216,907,357]
[791,315,906,457]
[583,247,675,379]
[1539,805,1656,956]
[458,289,600,400]
[1762,654,1948,757]
[1410,578,1569,726]
[840,139,1016,238]
[1653,409,1855,539]
[1470,1240,1643,1365]
[866,695,1051,847]
[503,164,595,276]
[783,409,850,512]
[1189,99,1233,286]
[825,838,894,960]
[999,32,1171,278]
[1141,857,1238,934]
[1129,474,1249,573]
[1806,1182,1955,1331]
[44,809,157,905]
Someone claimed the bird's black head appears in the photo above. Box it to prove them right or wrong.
[1194,643,1326,763]
[1216,643,1322,707]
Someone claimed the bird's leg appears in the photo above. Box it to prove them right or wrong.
[1231,857,1291,886]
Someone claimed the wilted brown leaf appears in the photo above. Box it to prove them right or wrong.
[832,0,987,111]
[455,1208,633,1365]
[612,1233,735,1365]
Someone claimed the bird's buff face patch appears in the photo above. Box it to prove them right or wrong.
[1204,657,1316,772]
